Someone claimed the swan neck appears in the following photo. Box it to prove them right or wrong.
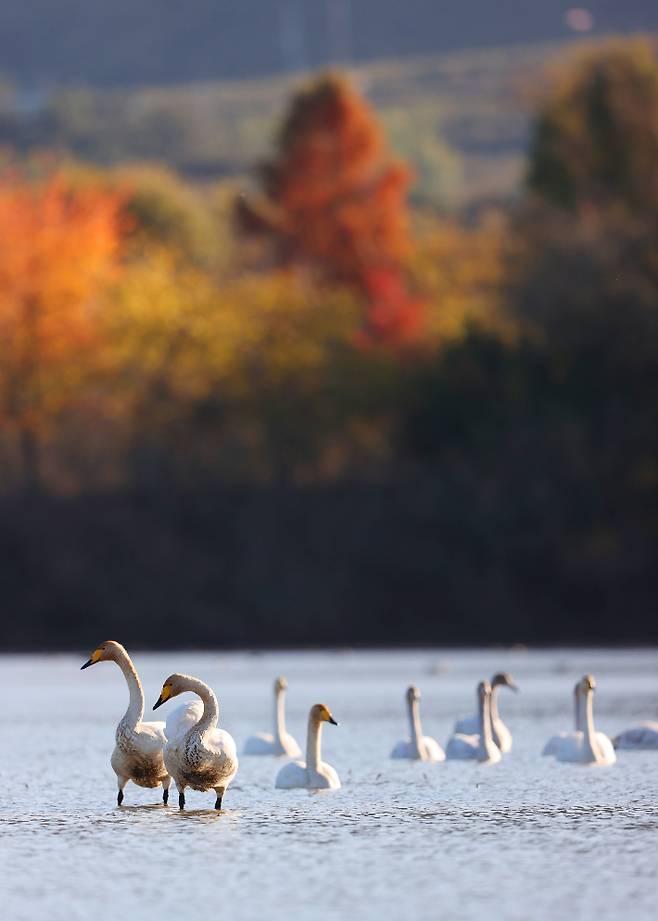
[408,697,424,757]
[580,687,598,759]
[574,686,581,731]
[306,715,323,771]
[116,648,144,729]
[274,687,287,744]
[186,677,219,734]
[489,684,501,724]
[478,689,495,755]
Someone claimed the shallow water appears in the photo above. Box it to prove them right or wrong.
[1,648,657,921]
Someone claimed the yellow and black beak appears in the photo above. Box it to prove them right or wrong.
[80,649,102,670]
[153,685,172,710]
[328,715,338,726]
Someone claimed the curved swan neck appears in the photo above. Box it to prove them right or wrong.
[407,697,424,756]
[185,677,219,733]
[489,684,500,725]
[115,647,144,729]
[306,713,323,771]
[274,686,287,745]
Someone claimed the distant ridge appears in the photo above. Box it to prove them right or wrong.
[0,0,655,88]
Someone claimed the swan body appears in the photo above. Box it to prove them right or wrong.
[153,673,238,809]
[454,672,518,752]
[446,681,501,764]
[550,675,616,765]
[613,723,658,750]
[243,677,301,757]
[390,686,445,761]
[81,640,171,805]
[275,704,340,790]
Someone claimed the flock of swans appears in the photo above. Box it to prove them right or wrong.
[81,640,658,809]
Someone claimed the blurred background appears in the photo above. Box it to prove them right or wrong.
[0,2,657,649]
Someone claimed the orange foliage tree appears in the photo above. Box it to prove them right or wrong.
[236,73,423,347]
[0,169,125,490]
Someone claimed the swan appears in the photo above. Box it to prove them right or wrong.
[153,673,238,809]
[453,672,518,752]
[613,722,658,750]
[552,675,616,765]
[81,640,170,805]
[445,680,501,763]
[243,676,301,757]
[390,686,445,761]
[275,703,340,790]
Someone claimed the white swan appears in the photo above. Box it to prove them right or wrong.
[445,680,501,764]
[243,676,301,757]
[453,672,518,752]
[81,640,170,805]
[275,703,340,790]
[551,675,616,765]
[390,686,445,762]
[153,673,238,809]
[613,722,658,750]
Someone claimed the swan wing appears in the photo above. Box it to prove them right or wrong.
[613,723,658,750]
[542,731,577,756]
[421,736,446,762]
[165,700,204,744]
[135,720,167,751]
[275,760,308,789]
[243,732,276,755]
[454,714,478,734]
[390,739,413,759]
[445,733,478,760]
[595,732,617,764]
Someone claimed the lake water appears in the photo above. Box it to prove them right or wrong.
[1,648,657,921]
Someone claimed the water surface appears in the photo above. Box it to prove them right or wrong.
[1,649,657,921]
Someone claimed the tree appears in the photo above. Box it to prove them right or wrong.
[0,169,125,491]
[527,39,658,216]
[236,73,423,346]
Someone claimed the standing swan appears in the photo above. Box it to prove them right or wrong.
[553,675,616,765]
[153,674,238,809]
[81,640,171,805]
[445,680,501,763]
[391,686,445,761]
[275,704,340,790]
[243,676,301,757]
[453,672,518,752]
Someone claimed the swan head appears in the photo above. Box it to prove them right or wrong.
[310,703,338,726]
[406,685,421,703]
[80,640,126,669]
[478,680,492,699]
[580,674,596,693]
[491,672,518,692]
[153,673,189,709]
[275,676,288,693]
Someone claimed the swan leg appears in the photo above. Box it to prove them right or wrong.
[178,787,186,810]
[162,777,171,805]
[116,776,128,806]
[214,787,225,810]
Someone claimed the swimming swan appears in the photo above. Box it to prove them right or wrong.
[275,704,340,790]
[153,673,238,809]
[445,680,501,763]
[243,676,301,757]
[613,722,658,750]
[551,675,616,765]
[81,640,170,805]
[390,686,445,761]
[453,672,518,752]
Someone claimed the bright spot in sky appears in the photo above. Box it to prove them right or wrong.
[565,8,594,32]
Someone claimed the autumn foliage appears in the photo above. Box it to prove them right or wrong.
[236,74,424,346]
[0,169,125,486]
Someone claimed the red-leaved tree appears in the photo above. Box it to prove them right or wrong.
[236,73,424,346]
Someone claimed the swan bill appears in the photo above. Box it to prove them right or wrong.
[153,684,173,710]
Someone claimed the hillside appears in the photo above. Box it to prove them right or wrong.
[1,1,656,88]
